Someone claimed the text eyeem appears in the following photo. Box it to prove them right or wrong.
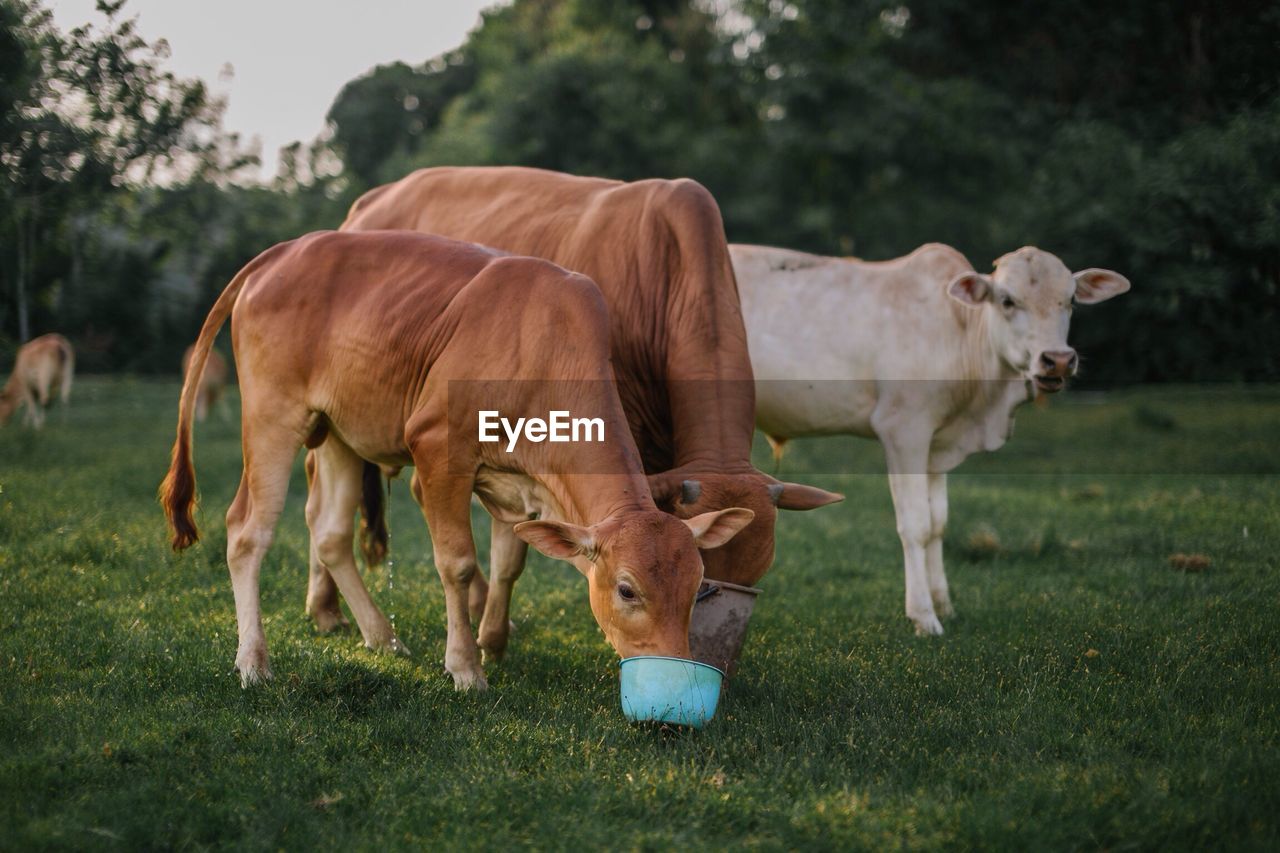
[478,410,606,452]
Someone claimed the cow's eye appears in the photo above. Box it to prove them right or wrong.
[1000,296,1016,310]
[617,582,637,601]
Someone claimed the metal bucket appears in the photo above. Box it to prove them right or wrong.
[689,580,760,678]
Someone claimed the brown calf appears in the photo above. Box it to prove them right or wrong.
[160,231,752,689]
[0,333,74,429]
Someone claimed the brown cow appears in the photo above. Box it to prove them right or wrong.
[0,333,74,429]
[306,166,840,657]
[181,344,229,422]
[160,231,754,690]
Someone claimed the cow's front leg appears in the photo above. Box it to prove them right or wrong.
[926,471,953,618]
[409,459,487,692]
[478,518,528,663]
[878,428,943,636]
[411,473,491,625]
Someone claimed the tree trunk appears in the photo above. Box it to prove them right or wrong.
[15,205,30,343]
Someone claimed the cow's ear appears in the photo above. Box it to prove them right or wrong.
[684,508,755,550]
[768,481,844,511]
[947,272,992,306]
[514,520,596,563]
[1073,268,1130,304]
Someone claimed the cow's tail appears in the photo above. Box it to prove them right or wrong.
[160,263,253,551]
[57,337,74,404]
[358,461,388,567]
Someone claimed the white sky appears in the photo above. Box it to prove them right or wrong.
[48,1,502,178]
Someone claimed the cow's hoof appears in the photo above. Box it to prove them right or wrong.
[477,621,516,663]
[448,667,488,692]
[479,640,507,666]
[236,649,272,687]
[365,634,411,657]
[912,614,945,637]
[310,608,350,634]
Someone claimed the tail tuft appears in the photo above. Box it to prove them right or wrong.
[157,257,258,552]
[160,430,199,550]
[765,434,788,472]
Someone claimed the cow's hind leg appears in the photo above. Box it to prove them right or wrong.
[303,449,348,634]
[306,533,348,633]
[477,518,528,662]
[469,570,491,624]
[21,383,43,429]
[226,418,305,685]
[925,472,953,618]
[306,438,407,655]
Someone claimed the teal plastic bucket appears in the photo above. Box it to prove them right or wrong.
[619,656,724,729]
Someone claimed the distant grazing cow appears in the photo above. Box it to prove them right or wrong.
[0,333,74,429]
[181,344,229,422]
[161,231,754,689]
[307,166,839,657]
[732,244,1130,635]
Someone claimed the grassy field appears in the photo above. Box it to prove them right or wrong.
[2,377,1278,850]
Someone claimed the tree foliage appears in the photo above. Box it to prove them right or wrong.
[2,0,1277,380]
[0,0,254,367]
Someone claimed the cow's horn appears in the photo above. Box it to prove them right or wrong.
[681,480,702,504]
[768,483,785,506]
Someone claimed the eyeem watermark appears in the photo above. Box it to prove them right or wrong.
[479,410,605,452]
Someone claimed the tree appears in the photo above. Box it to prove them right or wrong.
[0,0,246,350]
[325,53,475,190]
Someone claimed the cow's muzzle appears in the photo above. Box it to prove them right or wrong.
[1034,349,1077,393]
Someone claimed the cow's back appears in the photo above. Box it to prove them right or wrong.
[343,166,755,473]
[15,333,71,386]
[733,242,979,438]
[230,232,498,455]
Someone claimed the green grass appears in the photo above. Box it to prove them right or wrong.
[2,378,1278,850]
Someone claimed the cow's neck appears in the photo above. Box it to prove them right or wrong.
[662,259,759,474]
[537,470,656,529]
[520,422,657,525]
[954,307,1033,445]
[667,383,757,473]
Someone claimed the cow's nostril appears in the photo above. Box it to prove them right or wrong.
[1067,352,1079,372]
[1041,350,1075,375]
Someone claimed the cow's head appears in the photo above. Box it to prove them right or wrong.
[514,508,754,658]
[947,246,1130,394]
[648,470,843,587]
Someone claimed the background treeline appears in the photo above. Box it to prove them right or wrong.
[2,0,1278,380]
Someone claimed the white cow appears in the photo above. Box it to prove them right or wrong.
[732,243,1130,635]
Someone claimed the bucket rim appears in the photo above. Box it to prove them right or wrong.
[619,656,726,677]
[698,579,762,597]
